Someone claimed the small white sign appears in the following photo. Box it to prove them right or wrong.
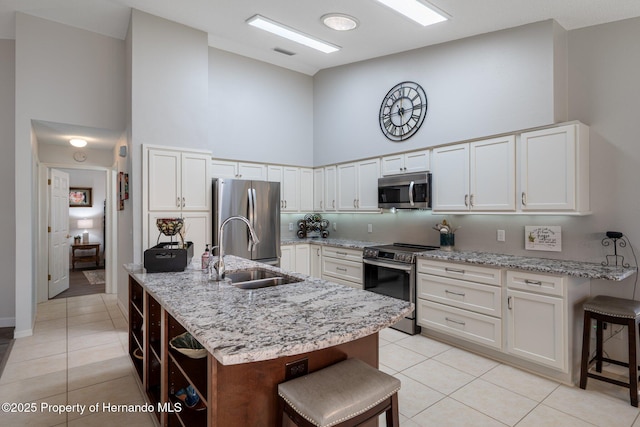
[525,226,562,252]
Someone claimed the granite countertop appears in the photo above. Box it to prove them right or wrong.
[125,256,411,366]
[281,238,385,249]
[417,250,637,281]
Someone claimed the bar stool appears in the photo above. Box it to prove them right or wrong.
[580,295,640,407]
[277,358,400,427]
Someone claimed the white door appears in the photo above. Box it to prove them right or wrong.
[181,152,210,211]
[282,167,300,212]
[337,163,358,210]
[49,169,70,298]
[148,149,181,211]
[299,168,314,212]
[324,166,337,211]
[470,136,516,211]
[357,159,380,210]
[313,168,324,211]
[432,144,470,211]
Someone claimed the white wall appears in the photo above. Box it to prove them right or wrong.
[313,20,564,166]
[14,13,125,336]
[207,48,314,166]
[129,9,208,264]
[0,39,15,327]
[38,145,114,168]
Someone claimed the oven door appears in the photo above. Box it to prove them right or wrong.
[363,258,420,335]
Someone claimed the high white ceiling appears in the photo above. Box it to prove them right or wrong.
[2,0,640,76]
[6,1,640,150]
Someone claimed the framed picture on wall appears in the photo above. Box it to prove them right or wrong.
[69,187,92,207]
[118,172,125,211]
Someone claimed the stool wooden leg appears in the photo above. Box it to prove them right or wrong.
[629,319,638,407]
[580,311,592,389]
[596,319,604,373]
[385,393,399,427]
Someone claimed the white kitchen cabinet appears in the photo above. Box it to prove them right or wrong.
[417,259,503,349]
[144,146,211,256]
[313,168,324,211]
[148,148,211,212]
[321,246,363,289]
[519,123,590,213]
[381,150,430,176]
[268,165,300,212]
[280,245,293,271]
[280,244,311,275]
[211,160,267,180]
[337,159,380,211]
[299,168,314,212]
[310,245,322,278]
[147,211,209,258]
[433,136,515,212]
[324,166,337,212]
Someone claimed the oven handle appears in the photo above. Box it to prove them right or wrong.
[363,258,413,272]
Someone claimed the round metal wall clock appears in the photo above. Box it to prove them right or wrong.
[379,81,427,142]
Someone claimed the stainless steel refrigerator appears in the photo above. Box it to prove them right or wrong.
[212,178,280,265]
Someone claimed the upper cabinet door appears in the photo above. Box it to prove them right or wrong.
[181,152,211,211]
[238,162,267,180]
[282,167,300,212]
[432,144,470,211]
[357,159,380,210]
[404,150,431,174]
[337,163,358,210]
[148,149,181,211]
[299,168,314,212]
[381,154,405,176]
[313,168,324,211]
[324,166,337,212]
[470,136,515,211]
[520,124,582,211]
[211,159,239,179]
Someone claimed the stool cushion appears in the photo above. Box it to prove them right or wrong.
[278,358,400,427]
[583,295,640,319]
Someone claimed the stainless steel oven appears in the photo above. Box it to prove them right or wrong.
[363,243,438,335]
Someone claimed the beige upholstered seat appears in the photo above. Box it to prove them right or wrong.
[277,358,400,427]
[583,295,640,319]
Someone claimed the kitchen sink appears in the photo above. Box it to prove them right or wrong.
[225,268,303,289]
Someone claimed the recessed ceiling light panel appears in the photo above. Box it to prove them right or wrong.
[322,14,359,31]
[69,138,87,147]
[375,0,449,26]
[246,14,340,54]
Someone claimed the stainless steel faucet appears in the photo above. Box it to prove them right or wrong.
[212,216,260,280]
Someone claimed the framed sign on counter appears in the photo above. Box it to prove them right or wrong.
[525,226,561,252]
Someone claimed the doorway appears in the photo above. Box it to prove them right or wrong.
[37,164,118,303]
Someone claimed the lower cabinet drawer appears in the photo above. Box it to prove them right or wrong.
[323,274,362,290]
[322,258,362,284]
[417,274,502,317]
[417,299,502,349]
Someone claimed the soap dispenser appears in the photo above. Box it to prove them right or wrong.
[201,244,210,270]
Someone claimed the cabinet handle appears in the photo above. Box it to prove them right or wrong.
[469,194,474,207]
[176,197,181,208]
[521,192,527,206]
[445,267,465,274]
[336,267,348,272]
[336,251,348,256]
[182,197,185,208]
[524,279,542,286]
[320,200,323,209]
[317,248,320,256]
[464,194,469,207]
[445,317,465,326]
[284,200,287,208]
[332,200,335,208]
[445,290,466,297]
[508,296,512,309]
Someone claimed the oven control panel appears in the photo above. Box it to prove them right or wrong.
[362,248,379,259]
[363,247,415,264]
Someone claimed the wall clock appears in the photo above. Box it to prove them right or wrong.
[73,151,87,162]
[379,81,427,142]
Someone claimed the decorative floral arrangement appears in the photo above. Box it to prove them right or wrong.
[433,219,460,235]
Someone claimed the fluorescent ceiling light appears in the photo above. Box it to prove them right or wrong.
[322,14,359,31]
[69,138,87,147]
[247,14,340,54]
[375,0,449,26]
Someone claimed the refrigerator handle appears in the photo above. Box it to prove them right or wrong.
[248,187,257,252]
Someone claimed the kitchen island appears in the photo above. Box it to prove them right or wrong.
[126,256,412,426]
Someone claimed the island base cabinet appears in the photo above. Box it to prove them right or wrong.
[210,334,378,427]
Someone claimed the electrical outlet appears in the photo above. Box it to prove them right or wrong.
[288,222,293,231]
[613,325,625,340]
[497,229,505,242]
[367,224,373,233]
[285,358,308,380]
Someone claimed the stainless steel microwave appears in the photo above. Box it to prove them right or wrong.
[378,172,432,209]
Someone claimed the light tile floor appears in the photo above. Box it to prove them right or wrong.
[1,294,639,426]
